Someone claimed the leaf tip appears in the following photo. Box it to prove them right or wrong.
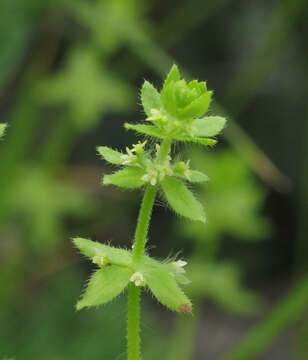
[179,302,193,314]
[0,123,7,138]
[75,301,84,311]
[102,175,111,185]
[72,237,81,246]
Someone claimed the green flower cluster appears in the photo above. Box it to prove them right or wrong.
[125,65,226,144]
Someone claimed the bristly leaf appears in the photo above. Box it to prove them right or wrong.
[103,167,145,189]
[189,170,210,183]
[172,135,217,146]
[163,64,180,90]
[143,267,192,313]
[76,266,133,310]
[141,81,162,117]
[160,176,206,222]
[124,123,164,139]
[160,81,177,118]
[193,116,226,137]
[0,123,7,138]
[97,146,123,165]
[73,237,132,266]
[124,123,217,146]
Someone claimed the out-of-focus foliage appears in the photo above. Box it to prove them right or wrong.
[7,168,92,252]
[40,47,133,130]
[185,149,270,243]
[70,0,149,53]
[179,149,270,315]
[0,269,127,359]
[0,0,53,86]
[166,148,271,360]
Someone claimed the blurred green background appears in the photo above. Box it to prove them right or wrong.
[0,0,307,359]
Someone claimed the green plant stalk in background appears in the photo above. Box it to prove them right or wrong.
[221,275,308,360]
[73,65,226,359]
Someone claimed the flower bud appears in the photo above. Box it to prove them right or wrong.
[130,272,146,287]
[172,259,187,274]
[173,161,191,180]
[161,69,212,120]
[92,253,106,267]
[132,140,147,154]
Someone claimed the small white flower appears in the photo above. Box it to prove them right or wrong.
[120,146,137,164]
[130,272,145,287]
[146,109,168,126]
[141,168,158,186]
[120,154,132,164]
[172,259,187,274]
[173,160,191,180]
[92,253,106,266]
[146,108,161,121]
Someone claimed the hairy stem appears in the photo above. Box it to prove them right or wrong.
[157,138,172,162]
[127,138,172,360]
[127,284,141,360]
[132,184,158,264]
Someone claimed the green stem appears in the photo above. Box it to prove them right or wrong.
[157,138,172,162]
[127,284,141,360]
[127,138,172,360]
[132,138,172,264]
[127,186,156,360]
[132,185,158,264]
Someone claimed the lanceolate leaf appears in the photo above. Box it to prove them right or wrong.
[161,81,177,117]
[160,176,206,222]
[141,81,161,117]
[193,116,226,137]
[172,135,217,146]
[144,267,192,313]
[103,167,145,189]
[73,237,132,266]
[124,123,217,146]
[124,123,164,139]
[0,123,7,138]
[97,146,123,165]
[76,266,133,310]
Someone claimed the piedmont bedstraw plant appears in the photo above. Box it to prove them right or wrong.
[73,65,226,359]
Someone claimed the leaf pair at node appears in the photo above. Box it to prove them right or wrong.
[74,237,192,313]
[98,144,208,223]
[125,65,226,146]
